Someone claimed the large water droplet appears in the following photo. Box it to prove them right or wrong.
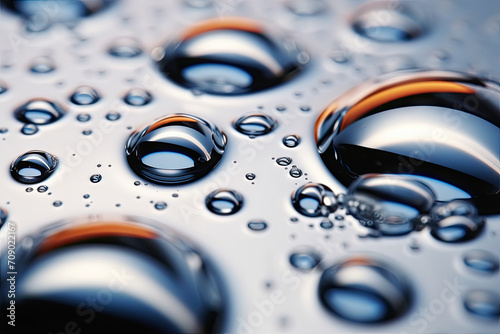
[233,113,277,137]
[464,290,500,319]
[0,218,225,332]
[289,249,321,271]
[291,183,337,217]
[10,150,58,184]
[14,99,66,125]
[126,114,226,185]
[70,86,100,105]
[318,257,412,323]
[430,200,484,243]
[316,71,500,214]
[156,17,306,95]
[346,174,436,236]
[206,189,244,215]
[463,250,499,274]
[124,88,153,106]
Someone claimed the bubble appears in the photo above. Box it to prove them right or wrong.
[316,71,500,214]
[126,114,226,185]
[90,174,102,183]
[318,257,412,323]
[345,174,436,236]
[10,151,58,184]
[248,220,268,231]
[76,113,91,122]
[233,113,277,137]
[291,183,337,217]
[156,17,306,95]
[53,200,62,207]
[463,250,499,274]
[282,135,301,148]
[289,249,321,271]
[154,202,167,210]
[320,220,333,229]
[464,290,500,319]
[245,173,256,181]
[289,167,303,178]
[0,208,7,228]
[124,88,153,106]
[70,86,100,105]
[37,185,48,193]
[352,1,425,42]
[30,56,55,74]
[108,37,143,58]
[284,0,326,16]
[21,124,39,135]
[276,157,292,166]
[430,200,484,243]
[14,99,66,125]
[0,218,226,332]
[206,189,244,216]
[106,112,121,121]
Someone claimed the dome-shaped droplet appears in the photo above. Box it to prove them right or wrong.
[14,99,66,125]
[126,114,226,185]
[346,174,436,236]
[108,37,143,58]
[0,218,226,333]
[76,113,91,122]
[316,71,500,214]
[320,220,333,229]
[352,1,425,42]
[430,200,484,243]
[248,220,267,231]
[290,249,321,271]
[291,183,337,217]
[157,17,306,95]
[37,185,48,193]
[284,0,326,16]
[464,290,500,319]
[106,112,121,121]
[276,157,292,166]
[154,201,167,210]
[282,135,301,148]
[245,173,256,180]
[53,200,62,207]
[21,124,39,135]
[90,174,102,183]
[233,113,277,137]
[289,166,302,178]
[124,88,153,106]
[463,250,499,274]
[30,56,56,74]
[206,189,244,215]
[318,257,412,323]
[0,208,7,228]
[10,150,58,184]
[70,86,100,105]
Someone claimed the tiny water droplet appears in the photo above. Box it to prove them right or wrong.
[37,185,48,193]
[21,124,38,135]
[30,56,55,74]
[172,193,179,198]
[15,99,66,125]
[290,217,299,223]
[276,157,292,166]
[320,220,333,229]
[76,113,91,122]
[25,187,33,192]
[82,129,92,135]
[289,167,303,178]
[108,37,143,58]
[83,194,90,199]
[233,113,277,137]
[248,220,268,231]
[290,249,321,271]
[124,88,152,106]
[282,135,301,148]
[292,183,337,217]
[11,150,58,184]
[245,173,256,181]
[463,250,499,274]
[154,202,167,210]
[206,189,244,215]
[70,86,100,105]
[464,290,500,319]
[105,112,121,121]
[90,174,102,183]
[134,181,140,186]
[53,200,62,207]
[0,128,8,134]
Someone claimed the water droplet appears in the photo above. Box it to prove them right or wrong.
[289,166,303,178]
[4,218,226,332]
[30,56,55,74]
[126,114,226,185]
[283,135,301,148]
[53,200,62,207]
[248,220,268,231]
[233,113,277,137]
[82,129,92,135]
[316,71,500,214]
[76,113,91,122]
[276,157,292,166]
[319,257,412,323]
[284,0,326,16]
[25,187,33,192]
[10,151,58,184]
[0,208,7,228]
[157,17,306,95]
[291,183,337,217]
[70,86,100,105]
[154,202,167,210]
[37,185,48,193]
[206,189,244,215]
[463,250,499,274]
[83,194,90,199]
[14,99,66,125]
[124,88,153,106]
[430,200,484,243]
[290,249,321,271]
[21,124,38,135]
[352,2,425,42]
[320,220,333,229]
[0,128,8,134]
[300,106,311,112]
[90,174,102,183]
[134,181,140,186]
[106,112,121,121]
[330,49,350,64]
[464,290,500,319]
[245,173,256,181]
[108,37,143,58]
[0,83,7,94]
[183,0,213,9]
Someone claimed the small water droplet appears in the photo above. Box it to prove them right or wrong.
[330,49,350,64]
[290,249,321,271]
[76,113,91,122]
[82,129,92,136]
[0,208,7,228]
[320,220,333,229]
[124,88,153,106]
[183,0,213,8]
[30,56,55,74]
[276,157,292,166]
[70,86,100,105]
[463,250,499,274]
[15,99,66,125]
[299,105,311,112]
[245,173,256,181]
[10,150,58,184]
[233,113,277,137]
[90,174,102,183]
[134,181,140,186]
[464,290,500,319]
[289,167,303,178]
[53,200,62,207]
[292,183,337,217]
[105,112,121,121]
[21,124,38,135]
[0,128,8,134]
[154,201,167,210]
[83,194,90,199]
[248,220,268,231]
[25,187,33,192]
[108,37,143,58]
[172,193,179,198]
[126,114,226,185]
[290,217,299,223]
[206,189,244,215]
[282,135,301,148]
[37,185,48,193]
[284,0,326,16]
